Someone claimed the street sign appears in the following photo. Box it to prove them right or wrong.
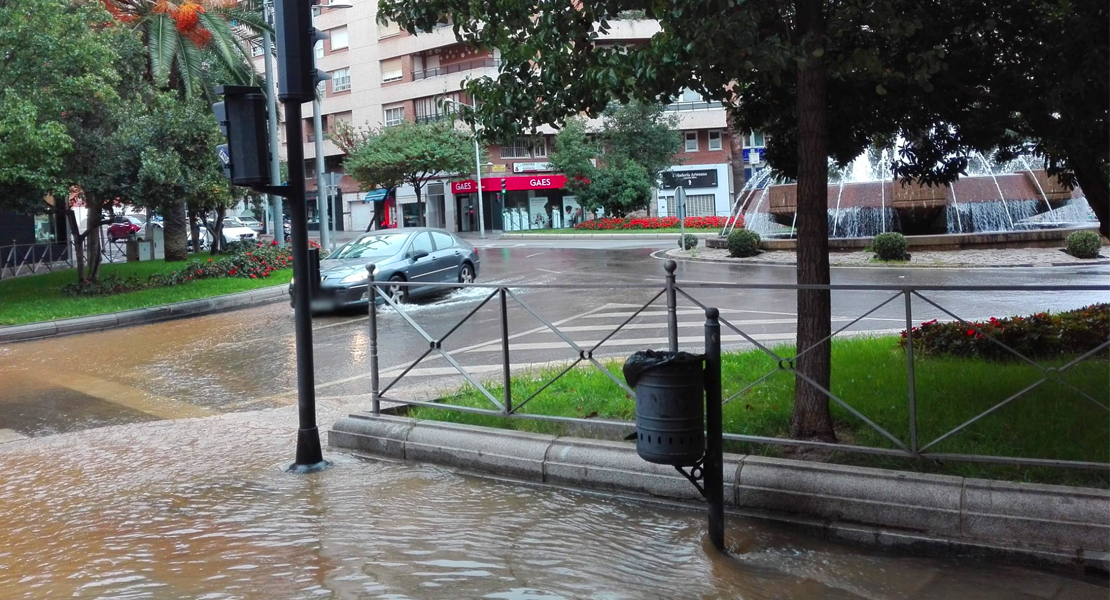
[674,186,687,219]
[323,172,343,187]
[216,145,231,166]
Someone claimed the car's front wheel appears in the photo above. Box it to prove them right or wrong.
[386,275,407,304]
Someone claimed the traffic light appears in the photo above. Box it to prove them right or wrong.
[212,85,270,187]
[273,0,329,102]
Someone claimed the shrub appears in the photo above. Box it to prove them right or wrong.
[149,241,292,286]
[901,304,1109,360]
[872,232,909,261]
[1065,230,1102,259]
[727,229,761,257]
[679,234,698,250]
[62,272,146,297]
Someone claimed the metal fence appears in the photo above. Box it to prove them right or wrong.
[360,261,1109,470]
[0,242,73,280]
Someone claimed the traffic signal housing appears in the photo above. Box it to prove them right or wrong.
[212,85,270,188]
[274,0,329,102]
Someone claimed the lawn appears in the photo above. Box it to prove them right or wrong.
[0,260,292,325]
[409,337,1110,488]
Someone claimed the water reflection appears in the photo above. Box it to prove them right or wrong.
[0,400,1105,599]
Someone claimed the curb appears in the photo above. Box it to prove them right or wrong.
[329,414,1110,573]
[0,284,288,344]
[657,249,1110,270]
[500,232,719,240]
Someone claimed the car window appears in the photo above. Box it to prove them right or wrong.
[331,233,408,259]
[410,233,434,256]
[431,232,455,251]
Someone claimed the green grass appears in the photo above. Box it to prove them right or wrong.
[518,227,717,234]
[410,337,1110,488]
[0,260,292,325]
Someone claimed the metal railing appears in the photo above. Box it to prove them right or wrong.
[413,58,500,80]
[360,261,1109,470]
[0,241,73,279]
[664,100,726,112]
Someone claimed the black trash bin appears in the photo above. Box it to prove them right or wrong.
[623,350,705,466]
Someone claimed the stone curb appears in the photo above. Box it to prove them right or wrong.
[500,232,719,240]
[329,414,1110,572]
[0,284,288,344]
[659,248,1110,269]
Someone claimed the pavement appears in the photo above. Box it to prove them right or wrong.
[0,236,1107,439]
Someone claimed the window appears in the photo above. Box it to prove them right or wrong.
[34,214,56,243]
[684,132,698,152]
[708,130,722,151]
[332,233,408,259]
[681,88,702,102]
[532,138,547,158]
[251,41,264,57]
[331,67,351,92]
[332,111,352,132]
[410,232,434,256]
[500,139,531,159]
[746,131,765,147]
[384,106,405,126]
[329,26,348,51]
[664,194,715,217]
[314,39,324,59]
[380,57,403,83]
[379,19,401,38]
[431,231,454,251]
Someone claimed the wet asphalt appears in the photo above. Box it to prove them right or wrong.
[0,238,1106,438]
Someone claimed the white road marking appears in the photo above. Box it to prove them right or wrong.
[525,252,544,258]
[464,329,904,353]
[535,268,562,275]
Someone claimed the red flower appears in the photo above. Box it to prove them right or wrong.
[966,329,975,336]
[250,274,257,279]
[229,269,237,275]
[206,258,212,262]
[271,240,278,246]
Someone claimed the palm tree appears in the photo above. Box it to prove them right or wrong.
[100,0,267,99]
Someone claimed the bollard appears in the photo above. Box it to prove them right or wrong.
[704,307,724,551]
[368,263,380,416]
[664,260,678,352]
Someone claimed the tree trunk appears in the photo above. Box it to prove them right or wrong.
[790,0,836,442]
[1071,159,1109,239]
[413,182,426,227]
[85,197,103,283]
[210,206,227,255]
[163,199,188,262]
[65,208,86,283]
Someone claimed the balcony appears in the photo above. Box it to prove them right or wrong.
[665,100,726,112]
[414,58,500,80]
[415,113,453,124]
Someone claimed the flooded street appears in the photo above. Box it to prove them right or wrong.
[0,399,1106,599]
[1,248,1107,598]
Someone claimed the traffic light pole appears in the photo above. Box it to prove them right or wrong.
[262,4,283,245]
[284,99,327,472]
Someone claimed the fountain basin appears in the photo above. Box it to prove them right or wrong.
[706,224,1101,252]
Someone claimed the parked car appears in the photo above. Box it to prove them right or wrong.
[288,228,479,310]
[107,215,145,241]
[237,216,264,233]
[217,217,258,245]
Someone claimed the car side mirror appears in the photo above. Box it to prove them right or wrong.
[412,251,429,261]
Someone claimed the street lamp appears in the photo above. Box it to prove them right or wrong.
[312,1,353,251]
[444,99,486,239]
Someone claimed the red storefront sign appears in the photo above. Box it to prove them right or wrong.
[450,175,569,195]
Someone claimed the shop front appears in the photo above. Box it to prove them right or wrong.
[657,164,731,217]
[451,175,590,232]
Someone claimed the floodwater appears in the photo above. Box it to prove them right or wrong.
[1,398,1106,600]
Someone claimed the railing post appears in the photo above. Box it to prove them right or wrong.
[704,307,725,551]
[665,259,678,352]
[500,287,512,414]
[368,263,380,416]
[904,289,918,453]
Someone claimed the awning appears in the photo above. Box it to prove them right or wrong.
[451,175,569,195]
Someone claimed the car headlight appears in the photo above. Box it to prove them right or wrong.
[340,267,375,284]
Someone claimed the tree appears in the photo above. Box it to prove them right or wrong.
[381,0,952,441]
[549,103,680,216]
[340,120,474,226]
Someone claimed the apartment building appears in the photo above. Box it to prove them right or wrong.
[256,3,768,234]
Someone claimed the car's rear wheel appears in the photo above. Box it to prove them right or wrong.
[386,275,407,304]
[458,262,475,284]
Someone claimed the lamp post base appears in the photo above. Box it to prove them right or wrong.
[287,426,329,473]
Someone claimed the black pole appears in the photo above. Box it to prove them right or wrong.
[284,99,327,472]
[704,307,725,550]
[665,260,678,352]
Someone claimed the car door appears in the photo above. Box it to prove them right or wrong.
[403,232,438,295]
[430,231,461,283]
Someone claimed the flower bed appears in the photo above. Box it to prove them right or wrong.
[574,216,741,231]
[901,304,1109,360]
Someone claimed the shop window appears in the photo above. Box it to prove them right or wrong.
[708,130,722,151]
[684,132,698,152]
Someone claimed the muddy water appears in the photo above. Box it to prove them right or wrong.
[0,398,1105,600]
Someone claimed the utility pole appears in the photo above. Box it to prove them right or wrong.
[445,99,486,238]
[262,0,283,244]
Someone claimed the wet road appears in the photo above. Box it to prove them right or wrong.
[1,240,1107,438]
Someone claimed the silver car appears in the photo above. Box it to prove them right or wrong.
[289,228,480,310]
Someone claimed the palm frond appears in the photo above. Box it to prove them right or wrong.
[175,34,205,98]
[149,13,179,87]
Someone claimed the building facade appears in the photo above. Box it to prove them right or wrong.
[258,3,768,233]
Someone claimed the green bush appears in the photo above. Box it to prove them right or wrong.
[901,304,1109,360]
[679,234,698,250]
[727,229,761,257]
[1065,230,1102,259]
[872,232,909,261]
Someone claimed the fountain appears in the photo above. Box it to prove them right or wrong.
[714,148,1099,250]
